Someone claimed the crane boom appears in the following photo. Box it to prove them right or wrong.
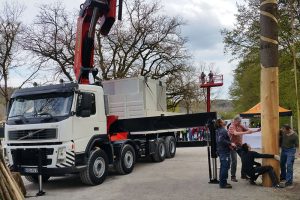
[73,0,118,84]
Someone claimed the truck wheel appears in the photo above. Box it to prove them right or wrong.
[165,136,176,158]
[114,144,136,175]
[80,149,108,185]
[151,138,166,162]
[25,175,50,183]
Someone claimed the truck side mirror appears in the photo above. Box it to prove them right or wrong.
[77,93,93,117]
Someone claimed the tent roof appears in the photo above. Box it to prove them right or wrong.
[240,103,292,117]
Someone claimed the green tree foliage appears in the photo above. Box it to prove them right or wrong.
[229,50,260,113]
[222,0,300,127]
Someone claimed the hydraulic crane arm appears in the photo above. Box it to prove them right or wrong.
[74,0,122,84]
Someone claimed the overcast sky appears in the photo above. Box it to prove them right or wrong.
[14,0,243,99]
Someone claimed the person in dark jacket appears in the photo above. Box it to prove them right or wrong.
[215,119,236,189]
[208,71,214,82]
[200,72,206,84]
[240,143,281,187]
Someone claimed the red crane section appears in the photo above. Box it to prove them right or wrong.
[73,0,118,84]
[199,74,223,112]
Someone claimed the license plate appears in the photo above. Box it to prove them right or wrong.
[24,168,38,173]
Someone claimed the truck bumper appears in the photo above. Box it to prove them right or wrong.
[13,165,87,176]
[5,141,85,176]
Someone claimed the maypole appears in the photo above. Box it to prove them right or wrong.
[260,0,280,187]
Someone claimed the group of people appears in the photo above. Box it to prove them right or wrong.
[200,71,214,84]
[215,116,299,189]
[176,127,209,142]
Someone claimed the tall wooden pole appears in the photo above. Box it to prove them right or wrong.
[260,0,280,187]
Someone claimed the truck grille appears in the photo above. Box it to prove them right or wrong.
[11,148,53,166]
[8,129,57,140]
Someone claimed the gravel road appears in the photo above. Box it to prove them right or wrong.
[23,147,300,200]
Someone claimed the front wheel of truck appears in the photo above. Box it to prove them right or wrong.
[80,148,108,185]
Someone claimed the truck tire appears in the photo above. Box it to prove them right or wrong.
[114,144,136,175]
[151,138,166,162]
[165,136,176,158]
[24,175,50,183]
[80,148,108,185]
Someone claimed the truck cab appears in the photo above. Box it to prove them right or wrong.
[4,83,112,179]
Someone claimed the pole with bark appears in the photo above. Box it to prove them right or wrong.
[260,0,280,187]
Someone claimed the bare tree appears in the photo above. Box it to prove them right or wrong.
[0,1,24,106]
[166,66,204,113]
[20,0,198,112]
[22,0,189,84]
[95,0,190,80]
[166,62,222,113]
[22,2,76,81]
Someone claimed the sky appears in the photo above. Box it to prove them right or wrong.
[13,0,243,99]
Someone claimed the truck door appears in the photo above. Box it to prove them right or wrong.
[73,92,105,153]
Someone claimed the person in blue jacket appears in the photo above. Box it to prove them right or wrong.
[215,119,236,189]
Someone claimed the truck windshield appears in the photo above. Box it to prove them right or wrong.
[8,92,73,119]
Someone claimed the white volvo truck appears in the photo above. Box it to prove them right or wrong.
[3,77,216,186]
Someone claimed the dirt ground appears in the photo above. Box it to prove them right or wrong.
[23,147,300,200]
[283,156,300,200]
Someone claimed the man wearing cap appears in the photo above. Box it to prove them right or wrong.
[280,124,299,187]
[228,116,257,182]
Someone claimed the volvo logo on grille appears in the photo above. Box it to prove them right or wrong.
[18,129,45,140]
[28,131,34,136]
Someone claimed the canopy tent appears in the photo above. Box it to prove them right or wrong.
[240,103,293,149]
[240,102,293,129]
[240,103,292,117]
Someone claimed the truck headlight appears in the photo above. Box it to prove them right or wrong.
[57,147,66,163]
